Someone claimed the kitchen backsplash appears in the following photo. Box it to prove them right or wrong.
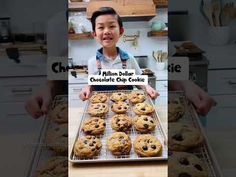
[69,8,168,69]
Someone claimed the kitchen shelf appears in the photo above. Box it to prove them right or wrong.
[68,2,88,11]
[147,30,168,37]
[68,32,93,40]
[153,0,168,8]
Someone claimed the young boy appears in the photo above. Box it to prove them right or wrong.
[79,7,159,101]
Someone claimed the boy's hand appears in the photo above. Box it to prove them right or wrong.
[79,85,91,101]
[182,81,216,116]
[25,86,52,119]
[145,85,159,99]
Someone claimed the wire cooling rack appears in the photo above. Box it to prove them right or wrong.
[169,91,223,177]
[70,90,168,163]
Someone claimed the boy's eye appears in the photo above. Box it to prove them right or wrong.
[98,27,104,29]
[110,25,115,28]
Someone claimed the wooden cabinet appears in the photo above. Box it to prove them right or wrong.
[153,0,168,8]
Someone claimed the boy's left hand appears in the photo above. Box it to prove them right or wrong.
[145,85,159,99]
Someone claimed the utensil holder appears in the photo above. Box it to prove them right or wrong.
[208,26,230,45]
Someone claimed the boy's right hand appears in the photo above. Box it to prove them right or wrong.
[79,85,91,101]
[25,86,52,119]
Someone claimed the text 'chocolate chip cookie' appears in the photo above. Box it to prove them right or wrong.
[134,134,162,157]
[74,136,102,159]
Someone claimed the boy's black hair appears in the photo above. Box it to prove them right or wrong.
[91,7,123,32]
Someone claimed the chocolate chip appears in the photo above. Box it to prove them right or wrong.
[103,123,106,126]
[94,119,99,122]
[150,120,154,123]
[179,158,189,165]
[119,136,124,139]
[63,134,68,137]
[91,148,95,151]
[124,107,127,109]
[93,141,96,144]
[102,105,106,108]
[172,133,183,141]
[118,93,121,95]
[144,118,148,121]
[84,140,88,144]
[194,164,203,171]
[144,124,149,129]
[151,145,156,149]
[141,108,146,111]
[118,107,122,110]
[89,143,94,146]
[111,105,113,108]
[178,173,191,177]
[95,125,99,128]
[137,93,140,95]
[142,146,148,151]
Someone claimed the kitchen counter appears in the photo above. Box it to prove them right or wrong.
[69,88,167,177]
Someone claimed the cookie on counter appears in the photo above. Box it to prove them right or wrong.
[133,115,156,133]
[110,92,127,102]
[35,156,67,177]
[50,103,68,124]
[88,103,108,117]
[169,151,208,177]
[169,123,203,151]
[90,93,108,103]
[82,117,106,135]
[133,102,154,115]
[46,124,68,155]
[168,98,185,122]
[128,91,146,104]
[107,132,132,156]
[111,101,129,114]
[134,134,162,157]
[74,135,102,159]
[111,114,132,132]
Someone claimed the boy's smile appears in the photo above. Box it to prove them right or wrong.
[93,14,123,48]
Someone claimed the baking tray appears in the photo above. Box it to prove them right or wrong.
[26,95,68,177]
[70,90,168,163]
[169,91,223,177]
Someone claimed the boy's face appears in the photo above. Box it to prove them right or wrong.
[93,14,124,48]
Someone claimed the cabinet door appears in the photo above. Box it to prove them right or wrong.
[0,77,46,102]
[206,95,236,176]
[0,102,44,177]
[208,70,236,95]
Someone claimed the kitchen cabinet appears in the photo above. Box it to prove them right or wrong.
[208,70,236,95]
[147,30,168,37]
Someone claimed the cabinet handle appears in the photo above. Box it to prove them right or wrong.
[11,88,33,93]
[228,80,236,85]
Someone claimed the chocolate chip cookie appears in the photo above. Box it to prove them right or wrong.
[168,98,185,122]
[111,101,129,114]
[35,156,67,177]
[133,115,156,133]
[133,102,155,115]
[111,114,132,132]
[134,134,162,157]
[46,124,68,155]
[169,151,208,177]
[88,103,108,116]
[107,132,132,156]
[74,135,102,158]
[169,123,203,151]
[128,91,146,104]
[82,117,106,135]
[90,93,108,103]
[110,92,127,102]
[50,103,68,124]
